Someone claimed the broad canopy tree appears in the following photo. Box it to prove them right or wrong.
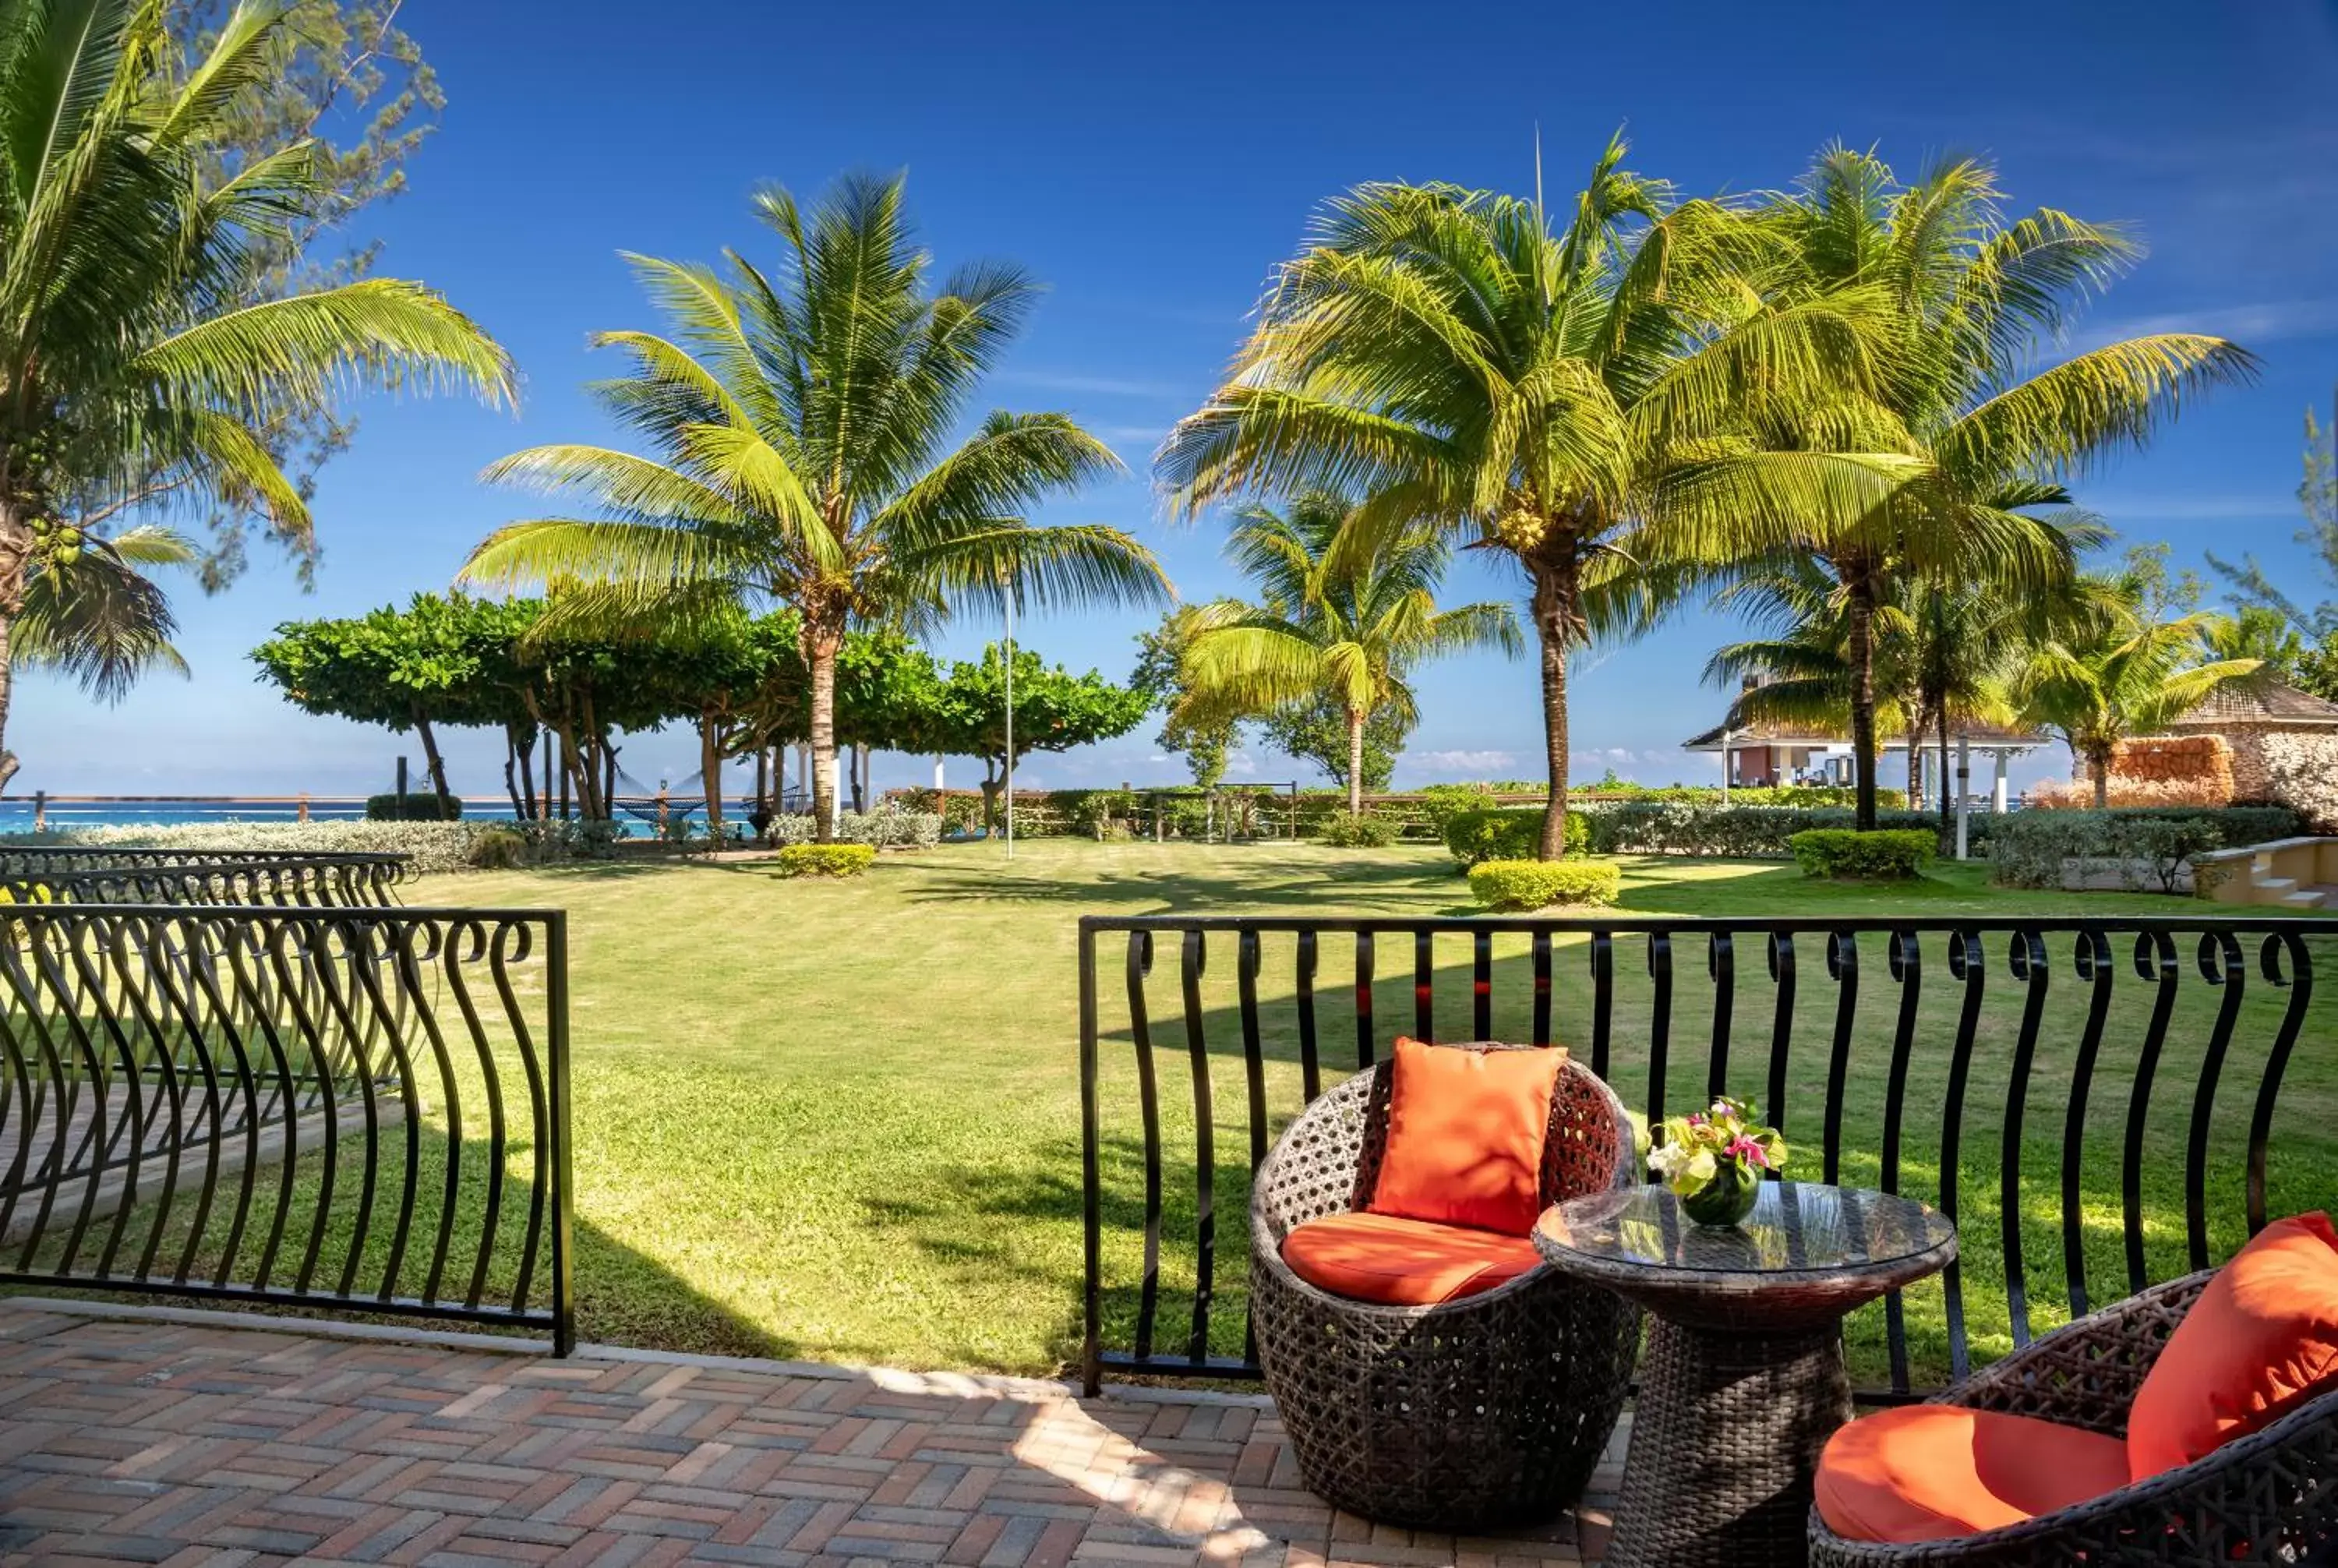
[919,646,1150,829]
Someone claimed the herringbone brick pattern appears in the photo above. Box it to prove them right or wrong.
[0,1308,1620,1566]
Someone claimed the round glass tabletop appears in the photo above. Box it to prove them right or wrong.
[1536,1181,1955,1285]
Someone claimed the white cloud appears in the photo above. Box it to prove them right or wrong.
[2067,298,2338,355]
[1405,749,1516,774]
[990,369,1181,398]
[1223,750,1259,777]
[2079,493,2298,523]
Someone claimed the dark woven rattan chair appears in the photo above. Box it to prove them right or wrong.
[1809,1270,2338,1566]
[1248,1048,1643,1531]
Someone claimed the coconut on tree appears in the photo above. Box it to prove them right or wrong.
[1174,491,1520,815]
[0,0,514,790]
[462,173,1168,841]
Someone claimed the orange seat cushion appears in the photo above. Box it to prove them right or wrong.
[1280,1212,1543,1306]
[1366,1038,1564,1234]
[1815,1404,2132,1542]
[2127,1210,2338,1479]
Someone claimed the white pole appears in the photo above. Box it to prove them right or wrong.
[934,754,945,793]
[1993,751,2011,814]
[1003,584,1015,862]
[1718,729,1732,806]
[1955,732,1972,860]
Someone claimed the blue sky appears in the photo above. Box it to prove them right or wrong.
[19,0,2338,800]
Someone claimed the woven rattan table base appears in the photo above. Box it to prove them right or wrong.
[1609,1318,1852,1568]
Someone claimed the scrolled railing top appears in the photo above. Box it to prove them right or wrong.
[0,852,413,908]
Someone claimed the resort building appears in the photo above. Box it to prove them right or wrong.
[1678,715,2048,807]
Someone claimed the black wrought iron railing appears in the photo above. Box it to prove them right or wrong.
[1077,913,2337,1398]
[0,902,572,1349]
[3,856,409,909]
[0,847,410,904]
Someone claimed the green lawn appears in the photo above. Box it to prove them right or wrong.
[407,839,2338,1388]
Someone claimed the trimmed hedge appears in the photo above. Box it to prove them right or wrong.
[768,805,942,849]
[0,818,622,874]
[1989,806,2301,892]
[775,843,877,878]
[1319,810,1400,848]
[366,791,460,821]
[1577,803,1955,858]
[1442,807,1590,867]
[1789,828,1935,880]
[1467,858,1623,910]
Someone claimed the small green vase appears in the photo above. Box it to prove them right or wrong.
[1681,1161,1761,1227]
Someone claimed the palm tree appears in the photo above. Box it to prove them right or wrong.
[0,0,514,789]
[2015,567,2262,807]
[1704,558,1919,782]
[1701,149,2256,827]
[12,524,196,701]
[1157,136,1902,858]
[462,174,1167,839]
[1178,492,1520,814]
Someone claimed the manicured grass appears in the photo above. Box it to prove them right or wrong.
[412,839,2337,1386]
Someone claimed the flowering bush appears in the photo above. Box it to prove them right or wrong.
[2262,733,2338,831]
[765,805,942,849]
[1649,1097,1787,1214]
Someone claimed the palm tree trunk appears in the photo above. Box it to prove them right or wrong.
[1906,715,1923,810]
[1845,570,1880,832]
[2093,745,2113,808]
[805,621,843,845]
[1345,706,1365,816]
[1527,549,1577,861]
[0,608,19,797]
[700,711,724,841]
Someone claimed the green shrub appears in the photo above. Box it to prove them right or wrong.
[1467,857,1622,910]
[467,827,529,870]
[1988,806,2297,891]
[1576,803,1957,858]
[1319,810,1398,848]
[1789,828,1935,880]
[1443,807,1588,866]
[366,791,461,822]
[776,843,877,878]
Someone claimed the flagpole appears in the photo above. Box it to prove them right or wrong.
[1003,574,1015,862]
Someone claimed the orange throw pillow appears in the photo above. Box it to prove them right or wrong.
[1282,1213,1542,1306]
[2128,1210,2338,1479]
[1815,1405,2131,1542]
[1366,1038,1564,1235]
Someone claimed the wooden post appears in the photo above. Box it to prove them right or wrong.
[32,790,45,832]
[298,792,310,825]
[396,756,408,797]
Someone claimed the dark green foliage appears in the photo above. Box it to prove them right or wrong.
[1578,803,1953,858]
[1262,697,1406,795]
[366,792,460,822]
[777,843,878,878]
[1989,807,2301,891]
[1467,859,1622,909]
[1442,807,1590,866]
[467,827,528,869]
[1318,811,1398,849]
[1789,828,1935,880]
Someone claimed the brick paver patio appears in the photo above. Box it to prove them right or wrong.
[0,1304,1620,1566]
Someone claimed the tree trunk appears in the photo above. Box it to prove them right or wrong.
[2093,747,2113,808]
[413,711,454,814]
[503,729,526,820]
[700,711,724,841]
[804,620,843,844]
[1937,705,1953,844]
[513,723,538,819]
[1906,709,1925,810]
[1344,706,1365,816]
[0,610,17,798]
[1527,547,1578,860]
[851,743,868,814]
[1845,568,1880,832]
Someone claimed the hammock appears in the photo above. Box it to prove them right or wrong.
[610,765,704,825]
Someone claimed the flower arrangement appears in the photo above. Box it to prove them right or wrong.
[1648,1096,1787,1226]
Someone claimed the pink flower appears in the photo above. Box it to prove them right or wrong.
[1725,1134,1771,1169]
[1686,1113,1707,1128]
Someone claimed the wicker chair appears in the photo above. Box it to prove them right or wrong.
[1248,1048,1643,1531]
[1809,1270,2338,1566]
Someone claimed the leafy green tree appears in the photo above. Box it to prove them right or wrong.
[1157,135,1901,856]
[0,0,511,792]
[1132,607,1239,790]
[1703,149,2250,827]
[461,173,1166,840]
[920,645,1150,828]
[2014,560,2263,806]
[1261,700,1406,796]
[1176,493,1520,814]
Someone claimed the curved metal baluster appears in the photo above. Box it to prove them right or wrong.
[1471,930,1492,1042]
[1822,932,1859,1185]
[390,920,465,1305]
[1645,931,1673,1129]
[48,916,131,1277]
[1705,931,1734,1100]
[233,924,305,1288]
[1587,931,1612,1078]
[1879,930,1923,1395]
[486,920,546,1312]
[1940,931,1986,1381]
[1294,931,1320,1104]
[175,923,263,1285]
[2121,931,2179,1293]
[1353,931,1375,1068]
[2061,930,2114,1321]
[1531,931,1552,1048]
[1126,931,1161,1362]
[2186,931,2246,1272]
[1179,929,1213,1366]
[437,919,505,1309]
[1764,933,1796,1145]
[1237,930,1266,1173]
[2002,929,2050,1347]
[341,917,428,1302]
[118,916,200,1280]
[1412,929,1434,1041]
[2247,933,2312,1238]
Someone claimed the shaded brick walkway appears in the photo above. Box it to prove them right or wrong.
[0,1306,1619,1566]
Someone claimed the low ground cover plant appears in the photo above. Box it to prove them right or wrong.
[1467,857,1621,909]
[777,843,878,878]
[1789,828,1935,880]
